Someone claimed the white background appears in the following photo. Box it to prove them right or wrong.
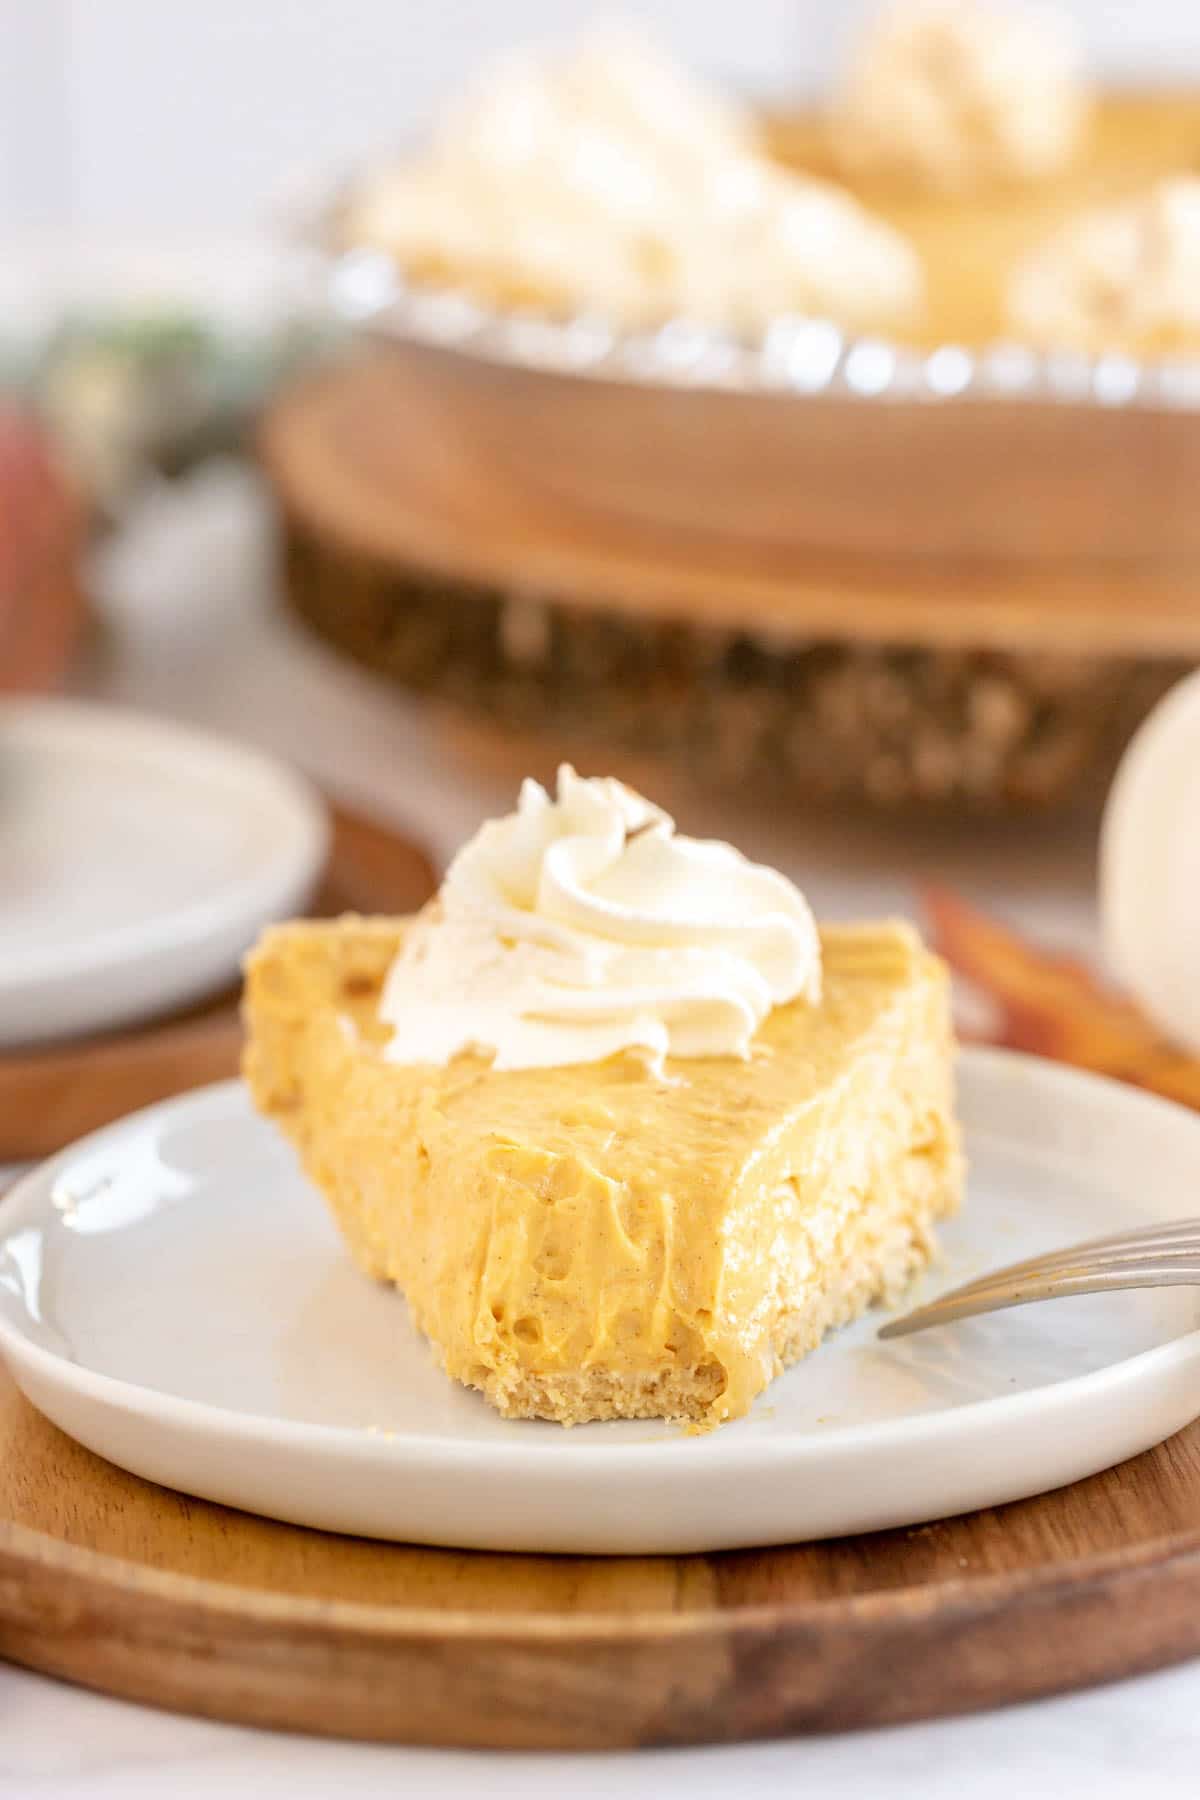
[3,0,1200,236]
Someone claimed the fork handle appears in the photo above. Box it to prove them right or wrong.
[878,1260,1200,1339]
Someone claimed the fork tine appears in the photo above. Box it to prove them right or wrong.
[879,1256,1200,1339]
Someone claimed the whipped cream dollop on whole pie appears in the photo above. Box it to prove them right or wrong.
[342,25,922,334]
[832,0,1087,192]
[1010,178,1200,351]
[379,766,821,1073]
[244,769,961,1429]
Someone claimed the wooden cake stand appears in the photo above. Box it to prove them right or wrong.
[261,357,1195,815]
[261,92,1200,813]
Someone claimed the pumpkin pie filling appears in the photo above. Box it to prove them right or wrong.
[244,908,960,1429]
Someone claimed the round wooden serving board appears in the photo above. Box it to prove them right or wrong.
[4,1364,1200,1747]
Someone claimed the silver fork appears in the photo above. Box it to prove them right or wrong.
[879,1217,1200,1339]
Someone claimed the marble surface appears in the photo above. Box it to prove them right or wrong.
[6,1656,1200,1798]
[3,463,1198,1794]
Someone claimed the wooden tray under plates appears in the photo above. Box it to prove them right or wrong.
[4,1364,1200,1747]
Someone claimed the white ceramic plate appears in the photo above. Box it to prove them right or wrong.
[0,700,328,1046]
[2,1047,1200,1555]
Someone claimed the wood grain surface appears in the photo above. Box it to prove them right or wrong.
[4,1355,1200,1747]
[0,803,437,1161]
[264,365,1189,815]
[261,349,1200,657]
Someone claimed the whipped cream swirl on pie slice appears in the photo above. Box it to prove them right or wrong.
[379,766,821,1071]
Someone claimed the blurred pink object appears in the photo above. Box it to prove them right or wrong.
[0,405,84,693]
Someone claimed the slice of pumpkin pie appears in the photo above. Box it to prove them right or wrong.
[244,768,961,1428]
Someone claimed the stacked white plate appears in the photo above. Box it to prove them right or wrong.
[0,699,328,1047]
